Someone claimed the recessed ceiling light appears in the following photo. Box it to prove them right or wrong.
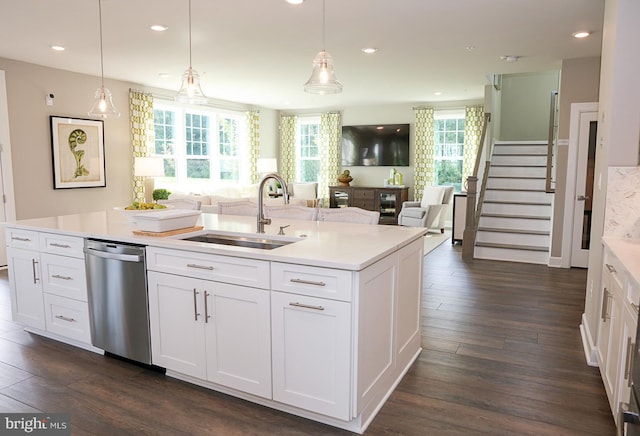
[500,55,520,63]
[286,0,304,4]
[362,47,378,54]
[150,24,168,32]
[434,91,442,96]
[158,73,170,78]
[573,31,591,39]
[51,45,65,51]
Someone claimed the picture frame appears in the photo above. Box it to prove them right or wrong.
[50,116,106,189]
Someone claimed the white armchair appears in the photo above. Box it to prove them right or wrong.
[398,185,454,232]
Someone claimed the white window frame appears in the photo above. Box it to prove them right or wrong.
[433,109,465,191]
[152,101,248,193]
[295,116,321,183]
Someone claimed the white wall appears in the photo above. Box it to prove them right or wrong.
[499,70,560,141]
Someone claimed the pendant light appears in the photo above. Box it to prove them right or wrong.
[175,0,208,104]
[304,0,342,94]
[88,0,119,118]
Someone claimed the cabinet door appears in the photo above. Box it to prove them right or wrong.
[148,272,207,379]
[597,262,624,413]
[615,303,637,426]
[271,291,352,420]
[7,247,45,329]
[205,282,272,398]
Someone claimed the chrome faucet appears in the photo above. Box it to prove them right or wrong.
[257,173,289,233]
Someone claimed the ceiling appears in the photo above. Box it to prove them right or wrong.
[0,0,605,111]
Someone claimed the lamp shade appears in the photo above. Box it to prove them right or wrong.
[257,158,278,174]
[134,157,165,177]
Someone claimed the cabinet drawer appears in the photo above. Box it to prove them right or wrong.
[6,228,40,250]
[43,293,91,344]
[41,253,88,301]
[146,247,270,289]
[271,263,352,302]
[39,233,85,258]
[353,189,374,200]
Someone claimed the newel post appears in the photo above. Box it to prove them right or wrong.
[462,176,477,261]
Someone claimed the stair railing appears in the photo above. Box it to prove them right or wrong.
[545,90,558,193]
[462,112,491,261]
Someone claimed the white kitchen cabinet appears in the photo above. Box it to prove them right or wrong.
[147,270,272,398]
[596,245,640,426]
[271,290,352,420]
[7,246,44,329]
[148,272,207,379]
[6,227,92,346]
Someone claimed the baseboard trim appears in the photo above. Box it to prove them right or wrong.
[548,256,564,268]
[580,313,598,367]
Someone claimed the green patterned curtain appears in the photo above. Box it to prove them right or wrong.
[246,110,261,183]
[413,107,435,201]
[129,89,154,202]
[280,115,297,183]
[462,105,485,187]
[319,112,342,205]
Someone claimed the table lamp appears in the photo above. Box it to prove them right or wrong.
[134,157,165,203]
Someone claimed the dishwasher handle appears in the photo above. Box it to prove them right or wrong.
[84,247,144,263]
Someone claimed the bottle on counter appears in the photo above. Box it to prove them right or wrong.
[389,168,396,185]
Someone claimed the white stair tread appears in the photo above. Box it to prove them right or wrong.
[477,227,550,235]
[475,241,549,252]
[480,213,550,220]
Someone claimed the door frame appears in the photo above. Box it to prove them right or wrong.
[560,102,598,268]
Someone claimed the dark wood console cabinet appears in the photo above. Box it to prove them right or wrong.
[329,186,409,225]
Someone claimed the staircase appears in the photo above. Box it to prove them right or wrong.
[474,141,553,264]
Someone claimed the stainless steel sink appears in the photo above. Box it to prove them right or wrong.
[180,233,298,250]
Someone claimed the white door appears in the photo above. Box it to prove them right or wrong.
[571,109,598,267]
[7,247,45,329]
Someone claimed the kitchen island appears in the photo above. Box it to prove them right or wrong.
[5,209,427,433]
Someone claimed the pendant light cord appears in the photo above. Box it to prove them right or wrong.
[98,0,105,87]
[322,0,326,52]
[188,0,193,69]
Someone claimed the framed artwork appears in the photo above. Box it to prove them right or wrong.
[50,116,106,189]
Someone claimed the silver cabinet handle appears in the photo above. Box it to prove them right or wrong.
[193,289,200,321]
[55,315,76,323]
[606,263,616,273]
[12,236,31,242]
[601,288,610,321]
[32,259,39,284]
[625,336,635,387]
[49,242,71,248]
[577,195,590,201]
[632,303,639,314]
[204,291,211,323]
[52,274,73,281]
[290,278,326,287]
[187,263,214,271]
[289,302,325,311]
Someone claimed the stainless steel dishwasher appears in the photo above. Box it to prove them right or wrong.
[84,239,152,364]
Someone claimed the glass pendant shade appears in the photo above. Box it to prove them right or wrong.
[88,86,119,118]
[304,50,342,94]
[175,67,208,104]
[88,0,119,118]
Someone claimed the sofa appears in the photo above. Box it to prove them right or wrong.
[162,182,320,213]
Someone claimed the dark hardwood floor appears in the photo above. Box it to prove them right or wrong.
[0,242,616,435]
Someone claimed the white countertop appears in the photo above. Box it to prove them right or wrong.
[7,210,428,270]
[603,237,640,287]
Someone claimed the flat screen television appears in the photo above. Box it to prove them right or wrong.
[341,124,410,166]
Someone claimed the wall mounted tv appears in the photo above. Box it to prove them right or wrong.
[341,124,410,167]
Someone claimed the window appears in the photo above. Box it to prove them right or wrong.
[296,117,320,183]
[152,102,247,192]
[434,111,465,192]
